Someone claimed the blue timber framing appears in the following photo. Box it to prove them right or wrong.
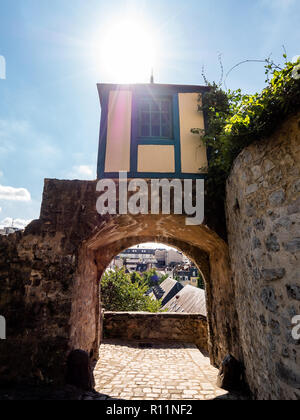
[97,83,210,179]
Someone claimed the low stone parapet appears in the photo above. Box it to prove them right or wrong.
[103,312,208,352]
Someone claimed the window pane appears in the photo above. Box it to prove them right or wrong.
[161,101,170,112]
[141,101,150,112]
[162,125,170,138]
[161,113,170,125]
[141,112,150,124]
[151,101,160,112]
[138,97,172,139]
[141,125,150,137]
[151,125,160,137]
[151,113,160,125]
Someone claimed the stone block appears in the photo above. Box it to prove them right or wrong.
[266,234,280,252]
[261,287,278,313]
[261,268,286,282]
[284,238,300,253]
[286,285,300,301]
[269,190,286,207]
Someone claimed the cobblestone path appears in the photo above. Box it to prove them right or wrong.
[89,340,245,400]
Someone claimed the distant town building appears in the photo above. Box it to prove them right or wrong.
[174,265,200,287]
[120,248,156,257]
[155,249,184,267]
[155,249,166,265]
[112,247,185,272]
[116,248,158,272]
[0,227,21,236]
[109,246,194,277]
[165,249,184,266]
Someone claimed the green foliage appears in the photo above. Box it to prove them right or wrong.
[224,59,300,142]
[194,58,300,228]
[101,268,163,313]
[130,271,143,284]
[159,274,169,284]
[197,276,205,290]
[142,268,159,287]
[140,268,168,286]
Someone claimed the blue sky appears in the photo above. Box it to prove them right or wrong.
[0,0,299,228]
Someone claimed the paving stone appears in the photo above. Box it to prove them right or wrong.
[91,340,247,401]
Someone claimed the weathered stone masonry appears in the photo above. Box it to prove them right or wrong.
[0,230,74,384]
[0,180,239,386]
[103,312,209,352]
[0,112,299,399]
[226,113,300,400]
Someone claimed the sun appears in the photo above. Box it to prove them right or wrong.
[98,18,157,84]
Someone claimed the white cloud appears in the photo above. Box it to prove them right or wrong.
[0,217,32,230]
[0,55,6,80]
[0,170,3,177]
[0,185,31,201]
[76,165,94,177]
[67,165,95,180]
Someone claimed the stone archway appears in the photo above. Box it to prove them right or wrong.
[69,211,242,372]
[0,179,242,386]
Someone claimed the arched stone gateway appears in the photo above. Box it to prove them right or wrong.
[0,178,241,386]
[0,113,299,400]
[72,216,241,366]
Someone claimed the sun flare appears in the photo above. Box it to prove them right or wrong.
[98,18,157,84]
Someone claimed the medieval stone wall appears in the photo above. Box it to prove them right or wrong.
[226,113,300,400]
[0,179,239,386]
[103,312,208,352]
[0,230,75,384]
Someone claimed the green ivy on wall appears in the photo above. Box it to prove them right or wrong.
[192,58,300,237]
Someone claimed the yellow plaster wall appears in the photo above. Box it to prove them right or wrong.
[178,93,208,174]
[137,145,175,173]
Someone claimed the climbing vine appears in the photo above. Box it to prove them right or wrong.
[193,56,300,235]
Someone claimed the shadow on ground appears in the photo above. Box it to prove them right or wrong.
[0,385,115,401]
[0,385,250,401]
